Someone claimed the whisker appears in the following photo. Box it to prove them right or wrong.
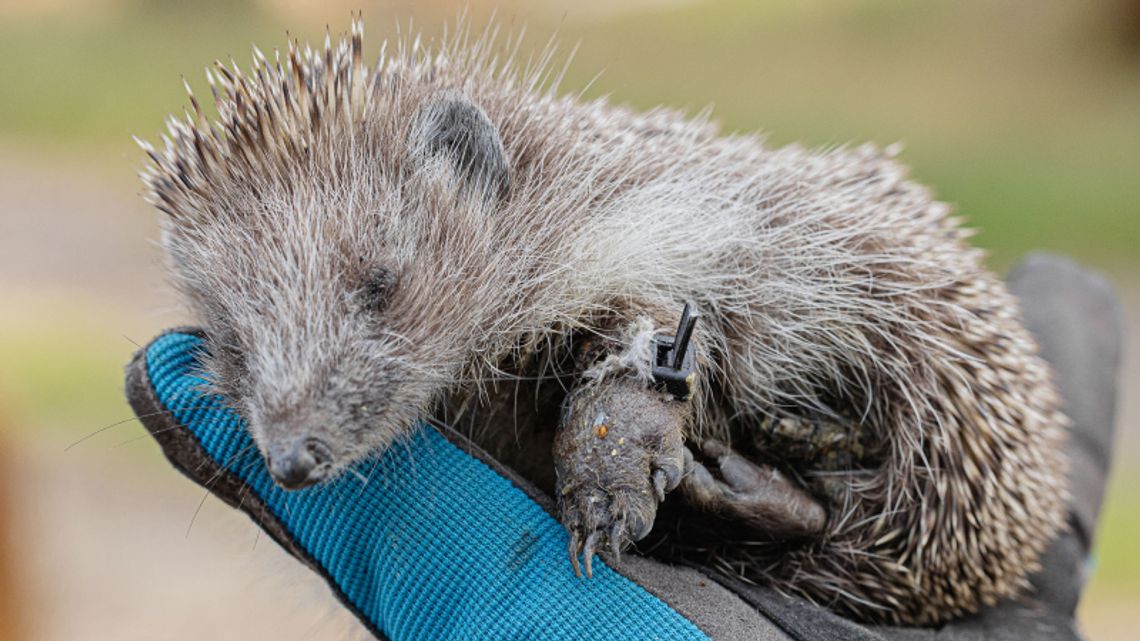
[356,457,384,499]
[109,421,245,449]
[185,487,213,540]
[66,403,224,452]
[348,467,369,485]
[186,442,257,538]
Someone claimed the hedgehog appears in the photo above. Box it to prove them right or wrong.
[136,17,1069,626]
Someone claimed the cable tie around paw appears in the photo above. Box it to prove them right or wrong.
[652,302,699,401]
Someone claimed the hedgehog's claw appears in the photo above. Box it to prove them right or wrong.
[568,531,583,577]
[608,520,625,560]
[651,468,670,503]
[582,531,601,578]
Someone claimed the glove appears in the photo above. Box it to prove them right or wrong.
[125,253,1121,641]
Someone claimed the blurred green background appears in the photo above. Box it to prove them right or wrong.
[0,1,1135,639]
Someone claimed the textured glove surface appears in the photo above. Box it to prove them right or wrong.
[128,330,716,641]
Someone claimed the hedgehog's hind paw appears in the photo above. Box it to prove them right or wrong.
[681,439,826,539]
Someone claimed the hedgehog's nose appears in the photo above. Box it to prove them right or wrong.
[266,437,332,490]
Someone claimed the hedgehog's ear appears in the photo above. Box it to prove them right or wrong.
[408,91,509,200]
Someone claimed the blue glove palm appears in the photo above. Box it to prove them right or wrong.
[137,331,712,641]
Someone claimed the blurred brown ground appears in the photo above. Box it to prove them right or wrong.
[0,1,1137,640]
[1,428,28,641]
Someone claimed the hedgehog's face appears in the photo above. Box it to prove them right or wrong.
[155,91,510,490]
[194,260,453,490]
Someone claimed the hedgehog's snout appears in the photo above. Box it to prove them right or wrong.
[265,436,333,490]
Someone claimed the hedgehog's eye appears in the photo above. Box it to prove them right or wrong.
[361,267,398,313]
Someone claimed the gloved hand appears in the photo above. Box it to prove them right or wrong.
[126,253,1121,641]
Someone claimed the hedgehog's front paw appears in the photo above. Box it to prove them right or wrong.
[554,378,687,577]
[682,439,827,539]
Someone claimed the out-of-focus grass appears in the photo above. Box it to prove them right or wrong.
[1080,472,1140,639]
[2,0,1136,267]
[0,1,282,150]
[1089,474,1140,587]
[558,0,1140,269]
[0,294,141,435]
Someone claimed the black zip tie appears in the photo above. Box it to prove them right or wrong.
[652,302,699,401]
